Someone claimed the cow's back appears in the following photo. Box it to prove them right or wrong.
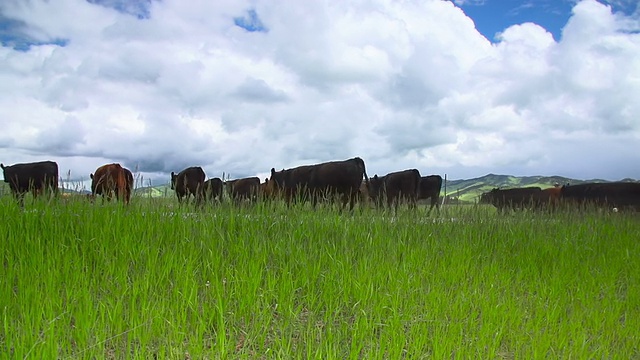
[310,157,367,192]
[228,177,261,200]
[385,169,421,197]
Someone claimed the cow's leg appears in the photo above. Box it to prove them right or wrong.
[344,192,353,211]
[15,192,26,207]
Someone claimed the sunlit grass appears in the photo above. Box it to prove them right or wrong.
[1,196,639,358]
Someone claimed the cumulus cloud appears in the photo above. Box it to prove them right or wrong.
[0,0,639,188]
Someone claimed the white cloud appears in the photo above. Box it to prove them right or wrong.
[0,0,639,187]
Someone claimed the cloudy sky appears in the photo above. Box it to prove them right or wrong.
[1,0,639,189]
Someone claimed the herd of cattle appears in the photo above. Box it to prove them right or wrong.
[480,183,640,212]
[2,158,639,212]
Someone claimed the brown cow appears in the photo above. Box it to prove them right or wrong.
[367,169,421,212]
[225,176,261,202]
[418,175,443,213]
[1,160,59,205]
[90,163,131,204]
[171,166,206,204]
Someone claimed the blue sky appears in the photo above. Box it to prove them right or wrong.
[455,0,639,42]
[3,0,638,50]
[458,0,576,41]
[0,0,639,184]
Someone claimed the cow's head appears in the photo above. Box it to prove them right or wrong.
[170,172,177,190]
[367,174,385,199]
[269,168,287,188]
[0,163,7,183]
[89,173,97,194]
[478,188,499,204]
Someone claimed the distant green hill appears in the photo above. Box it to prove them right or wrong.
[441,174,636,204]
[134,184,173,198]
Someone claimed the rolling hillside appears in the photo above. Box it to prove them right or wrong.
[442,174,576,203]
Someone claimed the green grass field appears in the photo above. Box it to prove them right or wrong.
[1,196,639,359]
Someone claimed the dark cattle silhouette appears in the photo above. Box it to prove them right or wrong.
[418,175,443,213]
[203,178,224,203]
[367,169,421,212]
[171,166,206,204]
[533,186,562,211]
[1,160,59,205]
[259,178,271,200]
[268,157,369,210]
[561,182,640,211]
[268,165,315,204]
[225,176,261,202]
[308,157,369,210]
[90,163,132,204]
[479,187,542,212]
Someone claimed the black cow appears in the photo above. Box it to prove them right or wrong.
[203,178,224,203]
[479,187,542,212]
[418,175,443,213]
[308,157,369,210]
[268,157,369,210]
[561,182,640,211]
[225,177,261,202]
[1,161,59,205]
[367,169,421,212]
[170,166,206,204]
[268,165,315,204]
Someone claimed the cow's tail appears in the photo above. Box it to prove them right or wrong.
[357,157,369,187]
[115,164,128,204]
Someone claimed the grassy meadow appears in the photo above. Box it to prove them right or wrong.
[1,194,639,359]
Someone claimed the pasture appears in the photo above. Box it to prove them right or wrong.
[1,196,639,359]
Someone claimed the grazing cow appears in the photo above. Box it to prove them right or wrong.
[533,186,562,211]
[308,157,369,210]
[268,157,369,210]
[561,182,640,211]
[225,176,261,202]
[90,163,132,204]
[418,175,443,213]
[171,166,206,204]
[1,161,59,204]
[260,178,271,199]
[268,165,316,204]
[203,178,224,203]
[479,187,542,212]
[367,169,421,211]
